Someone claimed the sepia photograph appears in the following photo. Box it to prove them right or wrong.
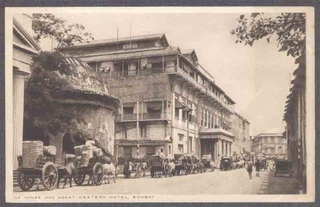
[5,7,315,203]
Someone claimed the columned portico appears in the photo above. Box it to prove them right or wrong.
[12,17,40,169]
[199,128,234,168]
[12,70,29,169]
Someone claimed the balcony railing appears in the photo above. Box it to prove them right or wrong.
[143,112,163,120]
[116,112,169,122]
[102,66,177,78]
[102,64,234,113]
[175,66,234,113]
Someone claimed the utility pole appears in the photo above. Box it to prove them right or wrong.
[130,23,132,50]
[136,99,140,159]
[116,27,119,56]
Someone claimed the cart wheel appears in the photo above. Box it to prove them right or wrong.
[92,162,103,185]
[74,174,85,185]
[42,162,58,190]
[17,172,35,191]
[151,168,154,178]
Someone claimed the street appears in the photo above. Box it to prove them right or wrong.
[14,168,270,195]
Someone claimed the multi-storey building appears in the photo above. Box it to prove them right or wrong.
[60,33,236,165]
[251,129,287,158]
[231,113,250,155]
[283,55,306,193]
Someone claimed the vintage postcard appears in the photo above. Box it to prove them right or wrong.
[5,7,315,203]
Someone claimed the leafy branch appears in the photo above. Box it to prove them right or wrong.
[231,13,306,59]
[32,13,94,48]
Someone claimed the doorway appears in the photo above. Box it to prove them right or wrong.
[62,133,75,154]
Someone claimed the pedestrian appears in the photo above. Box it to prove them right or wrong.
[246,159,253,179]
[141,160,147,177]
[255,159,261,177]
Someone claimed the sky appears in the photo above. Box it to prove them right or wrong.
[39,12,297,136]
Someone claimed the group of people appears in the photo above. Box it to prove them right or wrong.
[123,159,148,178]
[245,159,266,179]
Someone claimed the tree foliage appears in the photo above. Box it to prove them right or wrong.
[231,13,306,60]
[32,13,94,48]
[24,52,91,141]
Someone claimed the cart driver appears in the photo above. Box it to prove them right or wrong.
[157,148,165,159]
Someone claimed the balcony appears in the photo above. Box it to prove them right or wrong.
[103,66,175,78]
[173,66,234,113]
[116,112,169,122]
[102,64,234,113]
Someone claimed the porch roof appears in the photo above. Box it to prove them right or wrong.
[199,128,234,141]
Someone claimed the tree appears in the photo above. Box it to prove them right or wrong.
[24,52,91,144]
[231,13,306,61]
[32,13,94,48]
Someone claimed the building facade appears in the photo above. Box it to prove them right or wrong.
[283,55,306,193]
[61,33,236,166]
[251,129,287,158]
[231,113,250,155]
[12,15,41,169]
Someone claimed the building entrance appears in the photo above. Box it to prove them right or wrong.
[200,139,215,158]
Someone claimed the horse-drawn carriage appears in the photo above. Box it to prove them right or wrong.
[220,157,232,171]
[174,154,184,175]
[201,154,213,171]
[150,155,168,178]
[17,141,59,191]
[174,154,192,175]
[188,155,205,174]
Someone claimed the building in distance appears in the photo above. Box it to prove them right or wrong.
[251,128,287,159]
[231,113,251,156]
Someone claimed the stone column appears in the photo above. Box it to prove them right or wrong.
[214,141,217,162]
[226,142,229,156]
[12,71,27,169]
[217,139,222,167]
[222,141,224,156]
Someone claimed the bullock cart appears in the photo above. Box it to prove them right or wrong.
[17,142,58,191]
[73,156,104,186]
[150,155,167,178]
[73,142,112,186]
[174,154,185,175]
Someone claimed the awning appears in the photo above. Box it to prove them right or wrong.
[175,99,192,112]
[175,99,184,109]
[182,105,192,112]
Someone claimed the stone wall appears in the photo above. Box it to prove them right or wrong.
[49,104,116,161]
